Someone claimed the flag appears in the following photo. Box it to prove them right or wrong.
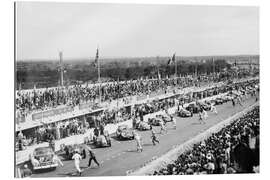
[172,53,176,62]
[167,53,176,65]
[167,58,172,65]
[94,48,99,67]
[234,59,237,66]
[157,68,161,79]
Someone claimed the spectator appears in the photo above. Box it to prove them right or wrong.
[20,164,32,178]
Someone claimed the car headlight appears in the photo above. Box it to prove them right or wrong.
[33,158,40,166]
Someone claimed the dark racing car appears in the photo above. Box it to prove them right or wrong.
[160,114,173,123]
[135,121,151,131]
[211,97,224,105]
[177,108,193,117]
[116,125,134,140]
[198,101,211,111]
[148,116,164,126]
[93,133,111,148]
[186,103,201,114]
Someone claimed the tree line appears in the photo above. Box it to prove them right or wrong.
[16,58,233,90]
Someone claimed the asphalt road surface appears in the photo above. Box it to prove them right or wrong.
[31,96,258,177]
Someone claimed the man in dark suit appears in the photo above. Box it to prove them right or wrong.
[87,146,100,168]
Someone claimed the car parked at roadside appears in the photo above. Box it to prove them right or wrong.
[30,147,58,171]
[116,125,134,140]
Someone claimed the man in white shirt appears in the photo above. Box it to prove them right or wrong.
[133,131,143,152]
[210,104,218,114]
[72,151,82,176]
[53,154,63,167]
[171,115,177,129]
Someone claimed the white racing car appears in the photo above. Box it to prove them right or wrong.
[30,147,58,171]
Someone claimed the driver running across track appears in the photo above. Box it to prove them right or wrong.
[171,115,177,129]
[86,146,100,168]
[198,109,206,124]
[133,131,143,152]
[160,121,167,134]
[210,103,218,114]
[202,109,208,120]
[150,126,160,145]
[72,151,83,176]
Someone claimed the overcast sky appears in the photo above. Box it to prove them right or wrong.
[16,2,259,60]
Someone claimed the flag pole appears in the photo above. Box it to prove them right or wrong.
[175,55,177,78]
[97,46,101,104]
[117,77,119,109]
[212,57,215,75]
[59,51,64,87]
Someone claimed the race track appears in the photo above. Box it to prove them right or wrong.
[31,96,258,177]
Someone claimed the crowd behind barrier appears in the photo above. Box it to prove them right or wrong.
[133,78,259,120]
[153,106,259,175]
[16,72,245,120]
[15,76,259,152]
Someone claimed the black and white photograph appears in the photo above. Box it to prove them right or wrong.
[14,1,260,178]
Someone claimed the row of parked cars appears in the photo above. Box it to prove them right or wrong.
[177,94,234,117]
[115,113,174,140]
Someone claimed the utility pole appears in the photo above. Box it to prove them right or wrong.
[96,47,101,104]
[195,62,198,78]
[175,56,177,78]
[59,51,64,86]
[212,57,215,75]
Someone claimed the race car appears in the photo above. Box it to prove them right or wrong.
[177,108,193,117]
[136,121,151,131]
[116,125,134,140]
[211,97,224,105]
[93,133,111,148]
[30,147,58,171]
[198,102,211,111]
[160,114,173,123]
[221,95,234,102]
[148,116,164,126]
[186,103,201,114]
[212,95,232,105]
[63,144,86,160]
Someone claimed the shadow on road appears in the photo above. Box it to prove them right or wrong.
[57,172,79,177]
[191,122,203,125]
[124,149,139,153]
[142,143,154,146]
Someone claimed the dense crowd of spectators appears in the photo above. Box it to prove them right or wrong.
[16,74,227,118]
[153,106,260,175]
